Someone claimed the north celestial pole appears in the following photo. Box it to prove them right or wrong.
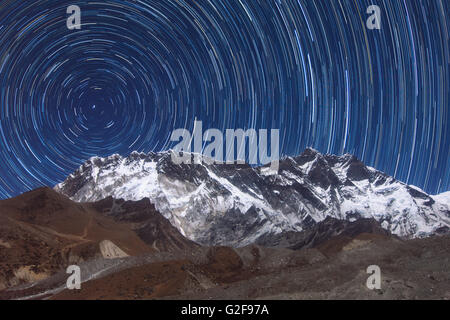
[0,0,448,199]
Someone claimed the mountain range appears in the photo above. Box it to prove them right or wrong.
[54,148,450,246]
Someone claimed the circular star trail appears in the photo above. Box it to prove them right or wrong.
[0,0,448,198]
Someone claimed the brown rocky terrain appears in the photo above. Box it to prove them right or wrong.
[47,235,450,300]
[0,187,449,300]
[2,233,447,300]
[0,187,194,291]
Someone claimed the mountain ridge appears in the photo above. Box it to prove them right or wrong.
[54,149,450,246]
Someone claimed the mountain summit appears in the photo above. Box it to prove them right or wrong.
[55,149,450,246]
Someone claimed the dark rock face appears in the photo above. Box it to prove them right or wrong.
[197,206,270,246]
[92,197,199,252]
[255,217,392,250]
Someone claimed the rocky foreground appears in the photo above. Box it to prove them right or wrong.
[0,188,449,300]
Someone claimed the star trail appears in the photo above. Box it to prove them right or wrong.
[0,0,448,198]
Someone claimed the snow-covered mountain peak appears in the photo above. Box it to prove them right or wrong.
[55,149,450,246]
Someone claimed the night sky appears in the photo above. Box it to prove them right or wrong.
[0,0,448,199]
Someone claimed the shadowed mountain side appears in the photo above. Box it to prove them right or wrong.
[255,217,394,256]
[90,196,200,252]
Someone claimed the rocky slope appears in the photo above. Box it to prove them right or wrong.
[54,149,450,246]
[2,219,449,300]
[0,188,194,290]
[91,196,199,252]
